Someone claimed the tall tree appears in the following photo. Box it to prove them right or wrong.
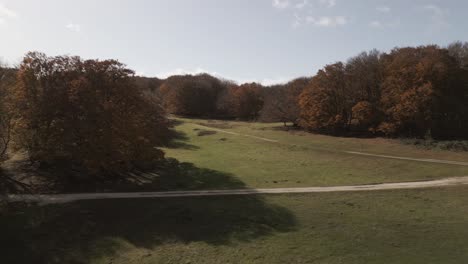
[345,50,383,133]
[232,83,264,120]
[299,63,350,133]
[0,63,15,160]
[12,52,170,179]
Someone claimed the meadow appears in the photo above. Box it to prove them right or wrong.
[2,118,468,263]
[162,118,468,189]
[2,187,468,263]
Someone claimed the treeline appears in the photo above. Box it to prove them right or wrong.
[300,44,468,139]
[0,42,467,182]
[143,42,468,139]
[135,74,308,123]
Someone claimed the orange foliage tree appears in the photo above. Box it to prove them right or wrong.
[378,46,466,138]
[231,83,264,120]
[12,52,170,179]
[299,45,468,138]
[299,63,351,133]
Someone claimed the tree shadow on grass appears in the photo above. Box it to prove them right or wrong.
[163,119,199,150]
[1,191,297,263]
[7,157,248,193]
[0,119,297,263]
[163,129,200,150]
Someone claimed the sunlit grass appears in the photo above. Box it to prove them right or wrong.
[162,118,468,188]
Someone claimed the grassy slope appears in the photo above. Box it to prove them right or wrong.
[162,118,468,188]
[2,186,468,264]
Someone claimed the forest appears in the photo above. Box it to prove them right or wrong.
[0,42,468,183]
[137,42,468,139]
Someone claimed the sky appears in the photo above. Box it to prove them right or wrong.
[0,0,467,85]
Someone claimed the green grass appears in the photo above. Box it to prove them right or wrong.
[3,118,468,263]
[2,186,468,263]
[162,118,468,189]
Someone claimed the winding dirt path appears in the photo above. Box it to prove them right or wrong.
[195,123,468,166]
[5,176,468,205]
[5,123,467,205]
[345,151,468,166]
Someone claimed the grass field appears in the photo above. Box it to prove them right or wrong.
[3,118,468,263]
[2,186,468,264]
[162,118,468,189]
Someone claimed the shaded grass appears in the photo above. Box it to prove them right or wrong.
[1,153,245,194]
[0,195,296,264]
[2,186,468,263]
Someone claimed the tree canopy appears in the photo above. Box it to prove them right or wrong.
[11,52,170,179]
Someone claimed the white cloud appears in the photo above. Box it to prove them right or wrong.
[0,4,18,25]
[424,4,449,32]
[295,0,308,9]
[292,13,303,28]
[66,23,81,32]
[318,0,336,8]
[424,4,443,15]
[369,20,382,28]
[272,0,290,9]
[0,4,17,18]
[376,6,391,13]
[258,78,289,86]
[306,16,347,27]
[369,19,401,29]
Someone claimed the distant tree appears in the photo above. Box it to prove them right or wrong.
[0,63,15,160]
[133,76,164,93]
[215,81,239,118]
[159,74,225,117]
[447,41,468,69]
[260,78,309,126]
[299,63,351,133]
[12,52,170,179]
[259,85,284,122]
[345,50,383,133]
[231,83,264,120]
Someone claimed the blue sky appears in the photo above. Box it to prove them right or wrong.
[0,0,466,84]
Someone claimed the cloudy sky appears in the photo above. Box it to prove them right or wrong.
[0,0,466,84]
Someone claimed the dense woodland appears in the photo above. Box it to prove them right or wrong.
[0,42,467,182]
[139,42,468,139]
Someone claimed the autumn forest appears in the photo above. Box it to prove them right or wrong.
[147,42,468,139]
[0,42,468,182]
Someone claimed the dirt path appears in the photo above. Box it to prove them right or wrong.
[195,123,468,166]
[346,151,468,166]
[5,176,468,205]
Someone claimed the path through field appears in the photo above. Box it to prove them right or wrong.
[194,123,468,166]
[5,176,468,205]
